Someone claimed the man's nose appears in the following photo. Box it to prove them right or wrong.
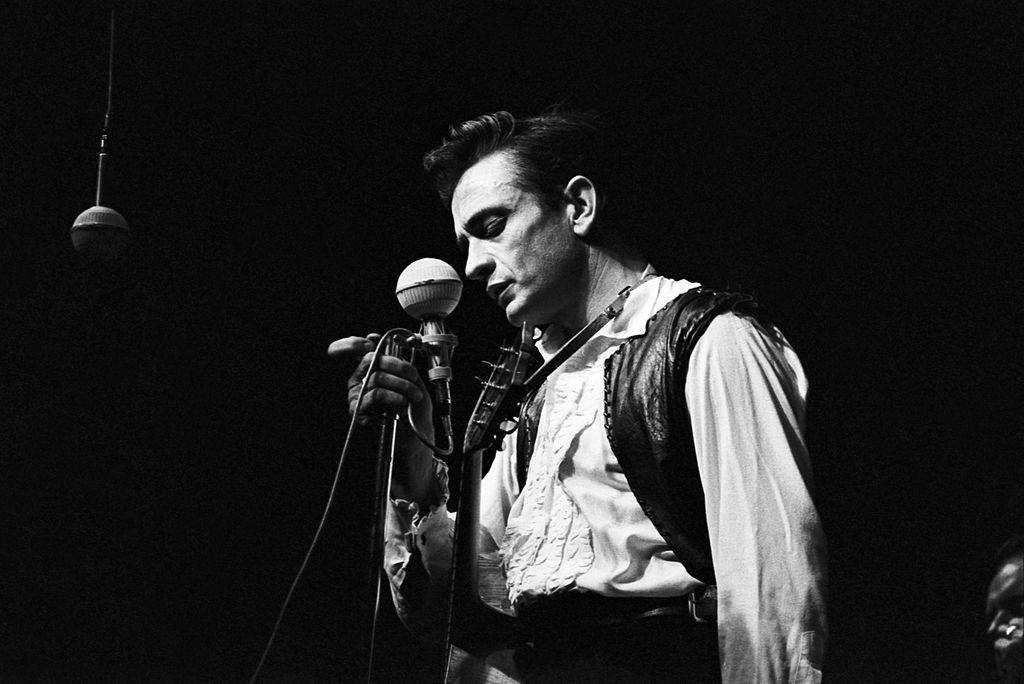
[464,239,493,281]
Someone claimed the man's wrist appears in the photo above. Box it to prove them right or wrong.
[390,451,447,511]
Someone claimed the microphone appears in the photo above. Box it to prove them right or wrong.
[72,11,129,260]
[395,258,462,442]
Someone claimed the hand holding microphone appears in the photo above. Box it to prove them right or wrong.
[328,259,462,451]
[329,334,430,428]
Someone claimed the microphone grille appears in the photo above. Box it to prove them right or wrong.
[70,205,130,259]
[72,205,129,230]
[395,258,462,320]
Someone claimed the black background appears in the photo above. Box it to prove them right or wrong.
[2,1,1022,681]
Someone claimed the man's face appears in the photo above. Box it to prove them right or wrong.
[451,152,588,329]
[987,550,1023,683]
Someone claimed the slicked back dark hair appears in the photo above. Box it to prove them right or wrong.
[422,109,617,231]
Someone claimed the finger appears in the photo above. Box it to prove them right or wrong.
[370,354,427,386]
[362,370,425,404]
[349,351,375,383]
[349,350,393,387]
[327,336,375,358]
[349,366,424,409]
[357,387,415,416]
[351,385,422,420]
[348,362,426,420]
[348,352,423,390]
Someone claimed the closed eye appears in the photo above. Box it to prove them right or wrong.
[481,215,507,238]
[465,208,509,239]
[456,208,509,254]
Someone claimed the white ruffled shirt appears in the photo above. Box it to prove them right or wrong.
[386,274,828,682]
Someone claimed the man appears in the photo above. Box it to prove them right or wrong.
[987,535,1023,683]
[330,110,827,681]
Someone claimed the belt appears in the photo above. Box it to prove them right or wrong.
[688,584,717,623]
[514,585,717,634]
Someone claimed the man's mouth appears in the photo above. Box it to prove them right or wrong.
[487,281,511,303]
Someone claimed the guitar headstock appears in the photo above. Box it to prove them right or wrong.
[463,325,536,454]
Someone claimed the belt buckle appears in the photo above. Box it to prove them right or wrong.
[688,584,717,624]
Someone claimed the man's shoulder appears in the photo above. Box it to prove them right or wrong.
[697,310,779,352]
[642,286,762,339]
[689,307,806,394]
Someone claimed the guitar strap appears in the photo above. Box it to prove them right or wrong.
[522,278,649,394]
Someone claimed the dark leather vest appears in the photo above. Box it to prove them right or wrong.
[518,287,762,586]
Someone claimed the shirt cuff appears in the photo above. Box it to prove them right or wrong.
[387,457,453,580]
[390,455,450,526]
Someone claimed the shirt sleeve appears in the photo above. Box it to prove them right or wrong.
[383,444,520,637]
[384,457,455,638]
[685,312,828,682]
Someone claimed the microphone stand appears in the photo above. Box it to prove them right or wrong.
[366,334,401,684]
[362,321,455,682]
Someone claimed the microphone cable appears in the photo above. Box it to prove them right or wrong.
[248,328,414,683]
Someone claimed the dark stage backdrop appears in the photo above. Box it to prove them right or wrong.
[2,2,1021,681]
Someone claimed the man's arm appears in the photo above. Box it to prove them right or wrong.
[328,334,452,635]
[383,458,455,638]
[686,312,828,682]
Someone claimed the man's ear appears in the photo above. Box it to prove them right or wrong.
[564,175,598,238]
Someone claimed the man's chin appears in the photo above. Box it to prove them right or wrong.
[502,296,548,329]
[501,298,525,327]
[504,308,526,327]
[504,300,554,331]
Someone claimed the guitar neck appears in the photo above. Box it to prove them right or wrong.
[442,328,534,680]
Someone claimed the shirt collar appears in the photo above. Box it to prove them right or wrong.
[536,265,700,359]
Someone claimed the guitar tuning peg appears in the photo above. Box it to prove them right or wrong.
[482,360,499,370]
[474,376,486,384]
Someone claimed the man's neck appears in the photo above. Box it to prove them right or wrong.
[547,251,651,340]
